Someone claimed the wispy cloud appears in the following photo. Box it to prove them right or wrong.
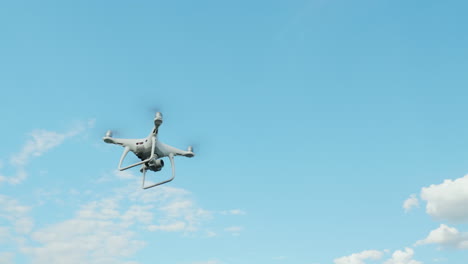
[0,252,13,264]
[21,192,145,264]
[220,209,246,215]
[147,221,186,232]
[334,248,421,264]
[11,130,75,167]
[0,169,26,185]
[383,248,422,264]
[20,184,217,263]
[0,120,94,185]
[0,122,238,263]
[0,195,34,235]
[224,226,243,236]
[0,194,35,262]
[403,194,419,213]
[191,260,222,264]
[205,231,217,237]
[272,256,287,260]
[334,249,383,264]
[146,194,212,233]
[23,218,145,264]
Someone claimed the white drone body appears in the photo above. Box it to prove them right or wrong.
[103,112,194,189]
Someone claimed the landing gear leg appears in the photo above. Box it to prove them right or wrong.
[141,153,176,189]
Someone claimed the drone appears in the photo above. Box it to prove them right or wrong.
[103,112,195,189]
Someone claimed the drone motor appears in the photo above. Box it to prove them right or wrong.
[154,112,163,126]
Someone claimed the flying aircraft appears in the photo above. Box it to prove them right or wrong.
[103,112,195,189]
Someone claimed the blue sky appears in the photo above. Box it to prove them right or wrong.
[1,0,468,263]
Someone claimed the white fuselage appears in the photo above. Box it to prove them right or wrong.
[103,131,193,161]
[102,112,194,189]
[134,136,189,160]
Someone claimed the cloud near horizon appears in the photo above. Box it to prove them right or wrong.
[334,250,383,264]
[334,248,421,264]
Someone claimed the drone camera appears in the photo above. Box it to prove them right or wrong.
[148,158,164,172]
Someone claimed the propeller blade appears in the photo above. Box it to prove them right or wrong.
[187,143,200,155]
[103,129,122,137]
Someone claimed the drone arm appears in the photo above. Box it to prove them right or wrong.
[158,142,195,158]
[117,146,131,170]
[118,136,157,171]
[142,153,176,189]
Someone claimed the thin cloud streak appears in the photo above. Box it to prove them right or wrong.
[0,120,94,185]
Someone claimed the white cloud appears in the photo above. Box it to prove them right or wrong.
[420,175,468,223]
[205,231,217,237]
[0,169,26,185]
[224,226,243,236]
[129,185,190,204]
[0,120,93,185]
[221,209,246,215]
[128,186,212,233]
[0,227,10,244]
[160,200,194,216]
[0,121,232,263]
[0,195,33,263]
[0,195,30,216]
[334,250,383,264]
[97,169,138,183]
[14,217,34,234]
[334,248,422,264]
[77,198,121,220]
[0,195,34,234]
[23,218,145,264]
[11,130,70,166]
[22,195,145,264]
[416,224,468,249]
[0,252,13,264]
[0,140,229,264]
[147,221,186,232]
[114,169,137,180]
[11,120,92,167]
[22,183,216,263]
[383,248,422,264]
[120,205,154,225]
[272,256,287,260]
[403,194,419,212]
[224,226,243,232]
[192,260,221,264]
